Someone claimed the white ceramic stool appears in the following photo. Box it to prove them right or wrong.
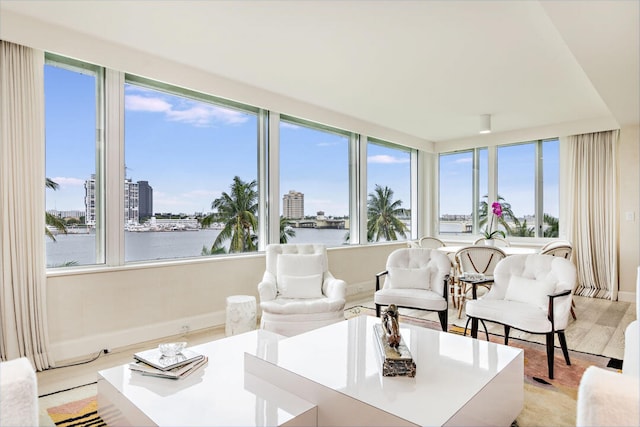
[225,295,257,336]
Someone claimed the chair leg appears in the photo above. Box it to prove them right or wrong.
[464,317,470,336]
[480,320,489,341]
[557,331,571,366]
[375,304,381,317]
[437,310,448,332]
[546,332,555,379]
[470,317,479,339]
[504,325,510,345]
[570,299,577,320]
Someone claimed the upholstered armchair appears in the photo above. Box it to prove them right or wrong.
[465,254,577,379]
[576,266,639,426]
[374,248,451,331]
[258,244,347,337]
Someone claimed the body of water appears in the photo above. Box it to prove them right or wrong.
[46,228,351,267]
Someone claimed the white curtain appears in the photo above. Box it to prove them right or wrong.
[0,40,54,370]
[566,130,619,300]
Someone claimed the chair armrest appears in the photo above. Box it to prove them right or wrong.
[376,270,388,291]
[0,357,38,427]
[258,271,277,302]
[548,289,572,299]
[624,320,639,377]
[546,289,572,327]
[323,271,346,300]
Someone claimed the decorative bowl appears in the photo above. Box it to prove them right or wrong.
[158,342,187,357]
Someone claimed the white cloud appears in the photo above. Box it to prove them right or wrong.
[125,94,249,126]
[125,95,172,113]
[368,154,410,164]
[48,177,86,188]
[454,157,473,164]
[280,122,301,130]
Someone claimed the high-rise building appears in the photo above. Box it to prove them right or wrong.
[283,190,304,219]
[138,180,153,220]
[84,175,143,226]
[84,174,97,226]
[124,178,139,224]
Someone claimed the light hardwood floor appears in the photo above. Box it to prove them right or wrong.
[37,294,635,398]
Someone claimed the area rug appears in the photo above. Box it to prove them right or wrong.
[345,305,621,427]
[46,393,105,427]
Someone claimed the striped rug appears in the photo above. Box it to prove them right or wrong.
[46,395,106,427]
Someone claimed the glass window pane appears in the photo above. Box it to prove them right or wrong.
[543,139,560,237]
[497,143,536,237]
[439,151,473,235]
[279,119,349,247]
[124,82,258,261]
[367,141,411,242]
[45,62,98,268]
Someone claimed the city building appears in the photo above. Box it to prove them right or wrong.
[138,180,153,220]
[283,190,304,219]
[84,175,143,226]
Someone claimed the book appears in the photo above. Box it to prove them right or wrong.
[133,347,204,371]
[129,355,208,380]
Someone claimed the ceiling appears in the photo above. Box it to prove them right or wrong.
[1,0,638,142]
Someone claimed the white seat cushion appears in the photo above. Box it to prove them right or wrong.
[466,299,552,333]
[260,297,345,315]
[374,288,447,311]
[276,253,323,298]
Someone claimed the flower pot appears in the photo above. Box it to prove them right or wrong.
[485,239,495,246]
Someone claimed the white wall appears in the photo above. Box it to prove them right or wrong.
[46,243,403,361]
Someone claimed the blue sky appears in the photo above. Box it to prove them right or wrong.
[45,65,411,218]
[439,142,559,217]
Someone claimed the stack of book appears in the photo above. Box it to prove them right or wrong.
[129,347,207,380]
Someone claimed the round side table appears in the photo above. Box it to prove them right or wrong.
[225,295,257,336]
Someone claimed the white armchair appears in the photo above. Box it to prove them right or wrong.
[576,266,639,426]
[374,248,451,331]
[465,254,577,379]
[0,357,38,427]
[258,244,347,337]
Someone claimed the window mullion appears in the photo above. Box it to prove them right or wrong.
[104,69,125,266]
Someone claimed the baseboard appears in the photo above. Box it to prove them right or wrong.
[49,310,225,362]
[617,291,636,303]
[346,280,375,296]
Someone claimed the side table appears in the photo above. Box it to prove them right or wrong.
[225,295,257,336]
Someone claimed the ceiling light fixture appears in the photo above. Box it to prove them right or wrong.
[479,114,492,134]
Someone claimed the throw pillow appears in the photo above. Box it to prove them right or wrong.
[504,275,556,310]
[276,253,324,298]
[388,267,430,290]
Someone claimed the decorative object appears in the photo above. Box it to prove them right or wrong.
[485,238,494,246]
[225,295,257,336]
[373,305,416,377]
[482,201,506,240]
[158,341,186,357]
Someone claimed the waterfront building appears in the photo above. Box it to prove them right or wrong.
[84,175,142,226]
[138,180,153,220]
[283,190,304,219]
[124,179,139,225]
[84,174,97,226]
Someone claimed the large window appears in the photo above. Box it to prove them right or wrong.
[438,149,487,235]
[124,78,259,261]
[279,117,350,247]
[44,56,102,268]
[439,140,559,239]
[367,139,412,242]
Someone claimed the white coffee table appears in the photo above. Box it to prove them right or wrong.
[97,329,317,426]
[98,315,523,426]
[245,315,523,426]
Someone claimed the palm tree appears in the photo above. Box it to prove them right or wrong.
[45,178,68,241]
[367,185,407,242]
[279,216,296,244]
[200,176,258,253]
[543,213,559,237]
